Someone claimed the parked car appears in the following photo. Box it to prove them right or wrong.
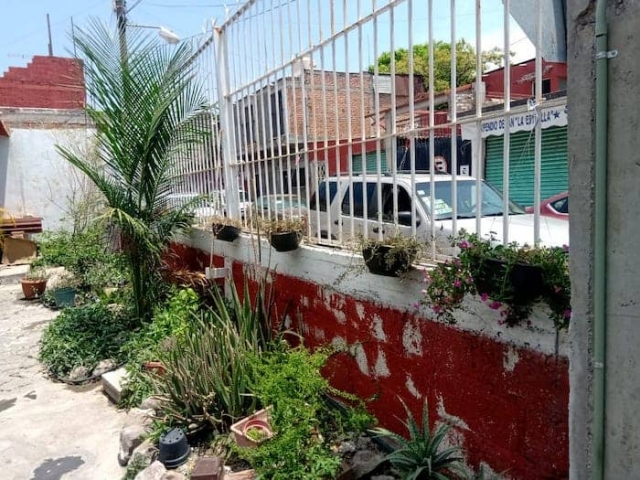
[167,190,251,219]
[308,174,569,250]
[250,194,307,220]
[525,191,569,220]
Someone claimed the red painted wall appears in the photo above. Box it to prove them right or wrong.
[307,138,382,176]
[0,56,85,109]
[482,59,568,99]
[172,244,569,479]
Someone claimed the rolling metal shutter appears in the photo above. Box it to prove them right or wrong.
[352,151,387,173]
[484,126,568,207]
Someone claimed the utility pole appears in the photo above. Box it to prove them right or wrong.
[114,0,127,62]
[46,14,53,56]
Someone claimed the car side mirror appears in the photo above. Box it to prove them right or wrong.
[397,211,420,227]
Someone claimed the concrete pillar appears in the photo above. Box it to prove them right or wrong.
[569,1,640,477]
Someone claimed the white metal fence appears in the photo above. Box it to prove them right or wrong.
[171,0,569,257]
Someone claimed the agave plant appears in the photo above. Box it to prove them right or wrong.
[371,398,463,480]
[57,20,209,322]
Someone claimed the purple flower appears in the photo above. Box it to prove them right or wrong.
[412,303,420,310]
[453,279,462,288]
[459,240,473,249]
[433,305,442,314]
[489,300,502,310]
[563,309,572,319]
[480,292,489,302]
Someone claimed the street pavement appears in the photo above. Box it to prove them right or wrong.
[0,265,126,480]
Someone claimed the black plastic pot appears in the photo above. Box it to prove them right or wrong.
[269,232,301,252]
[362,245,413,277]
[158,428,190,469]
[214,224,241,242]
[474,258,544,302]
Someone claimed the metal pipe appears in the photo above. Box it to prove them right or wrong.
[593,0,609,478]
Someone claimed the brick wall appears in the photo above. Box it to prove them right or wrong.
[0,56,85,109]
[285,71,418,142]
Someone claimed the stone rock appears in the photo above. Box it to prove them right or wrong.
[346,450,384,479]
[68,366,90,382]
[140,396,164,413]
[161,471,187,480]
[92,359,117,377]
[130,439,158,468]
[371,476,395,480]
[338,440,357,455]
[118,424,149,466]
[124,407,155,428]
[134,460,166,480]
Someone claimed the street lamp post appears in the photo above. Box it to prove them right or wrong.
[114,0,180,64]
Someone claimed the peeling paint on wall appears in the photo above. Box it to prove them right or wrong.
[334,309,347,325]
[402,319,423,356]
[373,348,390,378]
[356,302,365,321]
[349,342,370,376]
[405,374,421,399]
[503,346,520,373]
[437,395,470,430]
[311,327,326,341]
[371,314,387,341]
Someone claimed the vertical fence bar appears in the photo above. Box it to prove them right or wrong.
[502,0,511,245]
[533,0,542,246]
[214,26,239,219]
[474,0,483,238]
[408,0,417,237]
[450,0,458,239]
[428,0,436,259]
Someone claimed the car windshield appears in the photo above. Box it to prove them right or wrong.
[415,180,525,220]
[261,196,306,210]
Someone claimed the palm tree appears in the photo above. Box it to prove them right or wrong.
[58,20,209,322]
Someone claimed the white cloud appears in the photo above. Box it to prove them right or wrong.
[482,20,536,65]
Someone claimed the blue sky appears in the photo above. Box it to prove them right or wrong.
[0,0,534,77]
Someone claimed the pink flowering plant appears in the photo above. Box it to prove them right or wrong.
[421,231,571,329]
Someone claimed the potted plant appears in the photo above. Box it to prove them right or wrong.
[230,407,274,448]
[264,218,303,252]
[422,231,571,328]
[361,233,423,277]
[51,271,80,308]
[212,216,242,242]
[20,265,49,299]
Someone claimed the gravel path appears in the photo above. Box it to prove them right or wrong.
[0,266,126,480]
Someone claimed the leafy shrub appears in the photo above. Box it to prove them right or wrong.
[238,347,373,480]
[119,288,200,407]
[39,302,134,378]
[34,228,127,296]
[371,399,463,480]
[152,276,281,430]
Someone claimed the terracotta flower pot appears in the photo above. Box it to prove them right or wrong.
[20,278,47,299]
[230,408,274,447]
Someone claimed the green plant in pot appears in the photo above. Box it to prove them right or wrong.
[422,231,571,328]
[51,271,80,308]
[361,233,424,277]
[21,265,49,300]
[263,217,304,252]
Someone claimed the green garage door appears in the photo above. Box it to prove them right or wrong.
[352,151,387,173]
[485,126,567,207]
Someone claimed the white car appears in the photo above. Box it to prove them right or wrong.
[308,174,569,250]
